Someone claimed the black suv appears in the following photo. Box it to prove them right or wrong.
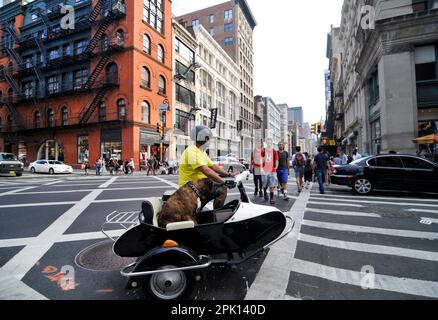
[0,153,24,177]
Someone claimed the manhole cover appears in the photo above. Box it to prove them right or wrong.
[75,240,136,272]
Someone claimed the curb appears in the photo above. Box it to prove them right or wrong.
[244,183,312,300]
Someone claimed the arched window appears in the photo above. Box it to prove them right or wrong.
[101,34,109,52]
[34,111,41,128]
[61,107,68,126]
[141,101,150,124]
[99,101,106,122]
[116,29,125,46]
[106,62,118,84]
[143,34,151,54]
[117,99,126,120]
[157,44,164,63]
[158,75,166,95]
[141,66,150,88]
[47,109,55,127]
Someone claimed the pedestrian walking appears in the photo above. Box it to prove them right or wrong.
[95,159,102,176]
[277,143,290,200]
[261,138,279,205]
[129,158,135,175]
[109,159,115,176]
[326,157,333,186]
[124,159,130,175]
[313,147,329,194]
[291,146,306,193]
[251,144,264,197]
[303,153,313,188]
[101,159,107,175]
[83,159,90,176]
[352,149,362,161]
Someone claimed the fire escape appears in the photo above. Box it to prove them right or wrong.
[0,21,24,131]
[79,0,126,124]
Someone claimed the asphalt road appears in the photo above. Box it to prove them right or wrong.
[1,172,437,300]
[283,183,438,300]
[0,172,297,300]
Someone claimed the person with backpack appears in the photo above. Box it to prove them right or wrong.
[291,146,307,193]
[277,143,290,200]
[303,152,313,188]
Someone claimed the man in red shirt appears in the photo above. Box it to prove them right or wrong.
[261,138,279,205]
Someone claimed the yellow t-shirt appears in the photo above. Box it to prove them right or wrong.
[179,145,214,187]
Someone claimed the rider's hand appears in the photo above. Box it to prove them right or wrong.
[224,180,237,189]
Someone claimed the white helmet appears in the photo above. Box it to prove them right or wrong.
[190,125,213,144]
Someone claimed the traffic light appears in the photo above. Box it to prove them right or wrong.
[156,123,160,133]
[311,123,317,135]
[317,123,322,134]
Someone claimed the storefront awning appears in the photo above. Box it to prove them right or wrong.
[412,134,438,144]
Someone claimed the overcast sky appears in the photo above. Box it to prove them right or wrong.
[173,0,344,124]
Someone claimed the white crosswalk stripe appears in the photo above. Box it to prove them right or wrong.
[291,186,438,299]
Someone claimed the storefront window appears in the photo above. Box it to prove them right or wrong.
[101,142,122,161]
[77,136,89,164]
[38,140,64,161]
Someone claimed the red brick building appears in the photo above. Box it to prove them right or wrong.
[0,0,172,169]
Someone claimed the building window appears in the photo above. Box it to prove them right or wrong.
[34,111,41,128]
[415,45,437,81]
[117,99,126,120]
[143,0,164,34]
[116,29,125,46]
[209,14,214,23]
[209,28,215,36]
[23,82,34,98]
[61,107,68,126]
[224,9,233,20]
[102,34,109,52]
[176,60,195,84]
[370,119,381,155]
[176,84,195,107]
[143,34,151,54]
[141,67,151,88]
[74,40,88,55]
[367,71,379,107]
[158,75,166,95]
[74,69,88,89]
[48,48,60,60]
[192,19,199,27]
[47,76,60,94]
[141,101,150,123]
[224,37,234,46]
[224,23,233,32]
[77,136,89,164]
[175,38,194,62]
[175,109,195,135]
[157,44,164,63]
[99,101,106,122]
[47,109,55,127]
[63,44,72,56]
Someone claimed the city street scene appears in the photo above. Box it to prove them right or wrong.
[0,0,438,303]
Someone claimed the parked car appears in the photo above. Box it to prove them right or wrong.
[0,153,24,176]
[331,154,438,195]
[212,157,247,174]
[29,160,73,175]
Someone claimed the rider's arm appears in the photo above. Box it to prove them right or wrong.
[199,165,226,185]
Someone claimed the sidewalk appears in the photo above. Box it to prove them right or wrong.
[245,183,312,300]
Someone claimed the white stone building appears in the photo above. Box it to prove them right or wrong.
[193,25,241,158]
[328,0,438,155]
[171,20,198,161]
[263,97,281,147]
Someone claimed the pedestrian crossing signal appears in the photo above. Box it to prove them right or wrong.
[156,123,160,133]
[311,124,317,135]
[321,137,328,146]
